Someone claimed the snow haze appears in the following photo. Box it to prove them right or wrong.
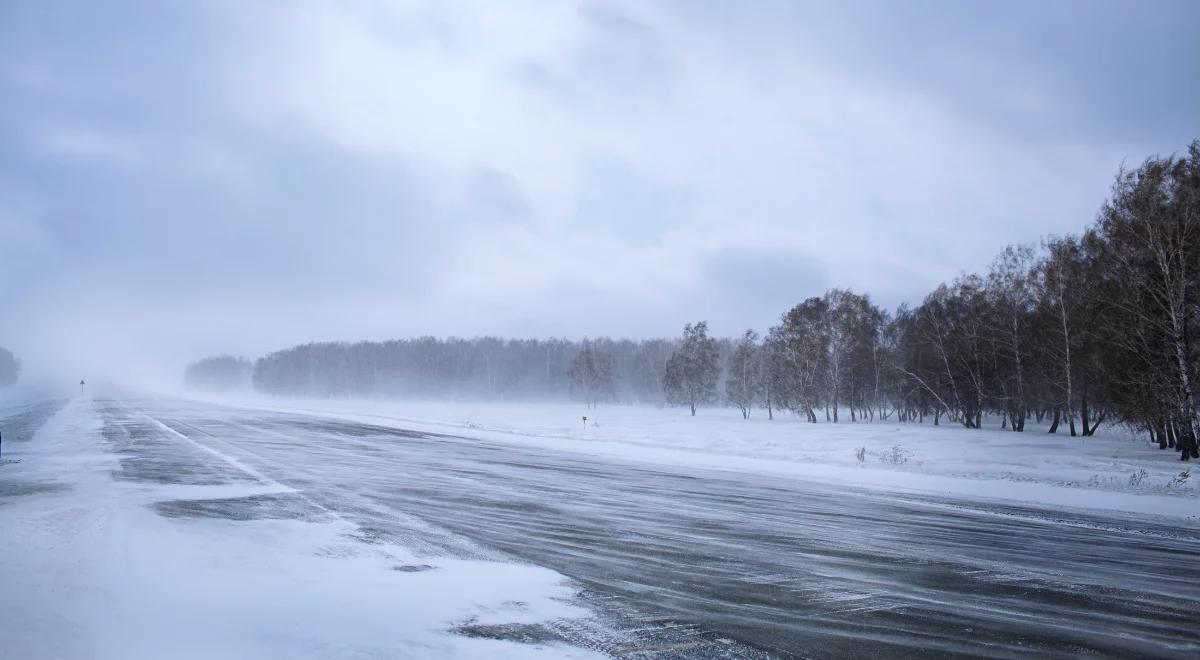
[1,0,1198,386]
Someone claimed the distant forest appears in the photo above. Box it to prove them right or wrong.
[190,142,1200,459]
[184,355,252,392]
[252,337,676,403]
[0,346,20,388]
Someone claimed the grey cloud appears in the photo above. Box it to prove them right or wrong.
[699,247,831,332]
[463,166,532,225]
[515,2,677,112]
[667,0,1200,146]
[576,2,675,90]
[572,154,690,242]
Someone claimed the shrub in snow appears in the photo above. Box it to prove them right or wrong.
[1087,474,1121,489]
[855,447,866,463]
[1128,469,1149,489]
[1166,470,1191,490]
[877,445,912,465]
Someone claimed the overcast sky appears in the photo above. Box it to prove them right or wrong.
[2,0,1198,385]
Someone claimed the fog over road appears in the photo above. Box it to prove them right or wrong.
[39,396,1200,657]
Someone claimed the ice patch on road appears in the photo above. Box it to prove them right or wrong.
[150,481,295,501]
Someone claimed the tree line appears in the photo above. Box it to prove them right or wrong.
[651,143,1200,460]
[184,355,252,392]
[188,142,1200,459]
[0,346,20,388]
[247,337,675,403]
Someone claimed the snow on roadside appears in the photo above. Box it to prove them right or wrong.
[0,396,605,659]
[207,396,1199,520]
[0,384,63,414]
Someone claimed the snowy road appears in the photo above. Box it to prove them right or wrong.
[6,395,1200,658]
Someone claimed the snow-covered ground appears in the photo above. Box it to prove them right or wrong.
[209,396,1198,519]
[5,393,1199,657]
[0,397,604,659]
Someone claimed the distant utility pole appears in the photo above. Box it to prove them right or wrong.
[80,379,86,394]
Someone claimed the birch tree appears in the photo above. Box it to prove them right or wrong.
[663,321,721,416]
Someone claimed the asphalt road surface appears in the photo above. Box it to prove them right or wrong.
[26,396,1200,658]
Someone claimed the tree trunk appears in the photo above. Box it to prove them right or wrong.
[1178,423,1198,460]
[1080,391,1090,438]
[1048,408,1060,434]
[1058,293,1075,440]
[1178,416,1199,460]
[1168,306,1199,459]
